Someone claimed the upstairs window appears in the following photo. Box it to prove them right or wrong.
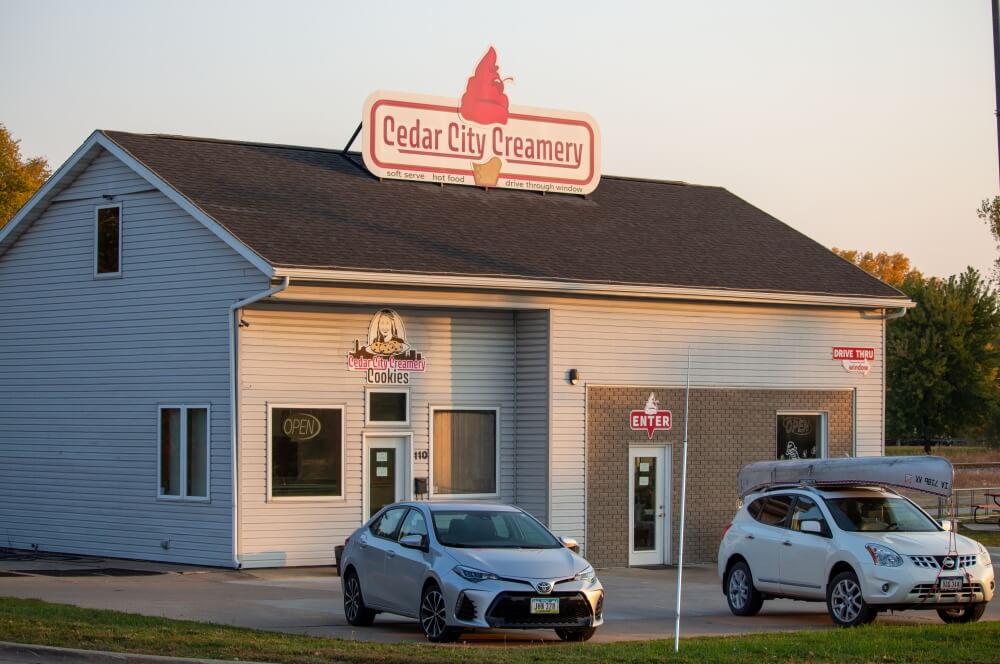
[95,205,121,276]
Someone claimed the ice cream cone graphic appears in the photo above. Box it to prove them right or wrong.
[472,157,502,187]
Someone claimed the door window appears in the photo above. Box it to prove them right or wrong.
[371,506,407,540]
[748,494,794,527]
[789,496,829,535]
[398,508,428,540]
[632,454,658,551]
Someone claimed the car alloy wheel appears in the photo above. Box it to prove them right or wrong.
[827,571,877,627]
[419,585,460,643]
[728,567,749,610]
[342,571,375,627]
[725,560,764,616]
[830,577,862,623]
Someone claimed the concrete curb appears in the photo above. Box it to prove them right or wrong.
[0,642,274,664]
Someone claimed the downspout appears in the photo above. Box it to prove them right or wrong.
[229,276,290,569]
[881,307,907,456]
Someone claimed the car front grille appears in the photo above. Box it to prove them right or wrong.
[485,592,593,628]
[909,582,984,600]
[909,555,978,570]
[455,593,477,621]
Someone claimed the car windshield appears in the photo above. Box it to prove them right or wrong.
[432,510,562,549]
[824,496,939,533]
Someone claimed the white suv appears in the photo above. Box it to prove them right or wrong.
[718,486,995,626]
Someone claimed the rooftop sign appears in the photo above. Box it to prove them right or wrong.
[362,47,601,195]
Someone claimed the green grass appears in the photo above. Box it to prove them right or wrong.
[959,521,1000,547]
[1,597,999,663]
[886,445,1000,463]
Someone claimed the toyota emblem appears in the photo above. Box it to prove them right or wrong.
[535,581,553,594]
[942,557,955,569]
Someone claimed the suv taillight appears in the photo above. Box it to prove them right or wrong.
[721,523,733,537]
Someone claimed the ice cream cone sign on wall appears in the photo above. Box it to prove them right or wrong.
[362,47,601,194]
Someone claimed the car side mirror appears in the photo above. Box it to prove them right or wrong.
[940,519,953,532]
[800,520,823,535]
[399,534,428,551]
[560,536,580,553]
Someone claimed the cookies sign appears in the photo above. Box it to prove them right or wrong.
[348,310,426,384]
[362,47,601,195]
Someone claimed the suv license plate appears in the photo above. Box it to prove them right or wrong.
[530,598,560,614]
[939,577,963,591]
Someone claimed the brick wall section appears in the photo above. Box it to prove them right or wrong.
[585,387,853,568]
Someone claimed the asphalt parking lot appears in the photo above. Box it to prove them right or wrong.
[1,550,998,644]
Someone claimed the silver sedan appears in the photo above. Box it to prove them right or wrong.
[339,501,604,642]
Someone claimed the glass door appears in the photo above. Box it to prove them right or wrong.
[628,446,670,565]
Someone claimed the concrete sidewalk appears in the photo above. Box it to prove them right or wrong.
[1,557,997,645]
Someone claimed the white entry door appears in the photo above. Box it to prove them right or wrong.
[364,435,410,520]
[628,446,670,566]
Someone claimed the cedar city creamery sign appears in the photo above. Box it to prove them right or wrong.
[362,47,601,195]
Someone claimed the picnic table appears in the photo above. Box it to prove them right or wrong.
[973,491,1000,523]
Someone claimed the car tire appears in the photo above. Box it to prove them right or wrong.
[725,560,765,616]
[827,570,878,627]
[343,570,376,627]
[419,583,462,643]
[937,603,988,624]
[555,626,597,641]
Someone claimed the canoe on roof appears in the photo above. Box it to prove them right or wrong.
[737,456,953,498]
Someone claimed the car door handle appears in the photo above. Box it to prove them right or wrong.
[745,534,755,540]
[782,540,792,546]
[386,550,396,559]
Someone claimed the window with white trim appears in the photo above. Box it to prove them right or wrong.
[432,408,498,497]
[366,388,409,426]
[776,412,826,461]
[159,406,209,499]
[270,406,344,498]
[95,204,121,276]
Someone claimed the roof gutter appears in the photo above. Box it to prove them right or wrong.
[229,276,290,569]
[271,267,916,310]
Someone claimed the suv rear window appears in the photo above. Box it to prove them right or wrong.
[747,495,794,526]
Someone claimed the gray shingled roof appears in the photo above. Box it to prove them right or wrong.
[103,131,905,300]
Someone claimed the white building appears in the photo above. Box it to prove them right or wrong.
[0,131,911,568]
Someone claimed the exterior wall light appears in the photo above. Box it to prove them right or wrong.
[568,368,580,385]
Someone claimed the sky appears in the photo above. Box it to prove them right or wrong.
[0,0,996,279]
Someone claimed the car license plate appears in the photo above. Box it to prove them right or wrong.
[939,577,963,591]
[530,598,560,614]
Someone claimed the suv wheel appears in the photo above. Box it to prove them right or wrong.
[343,571,376,627]
[725,560,764,616]
[827,570,878,627]
[555,626,597,641]
[937,603,987,624]
[419,584,461,643]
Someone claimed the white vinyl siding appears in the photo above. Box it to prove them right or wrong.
[237,306,516,568]
[514,310,549,521]
[0,148,269,566]
[271,285,884,554]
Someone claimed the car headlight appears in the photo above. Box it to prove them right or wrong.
[575,566,597,585]
[453,565,499,583]
[865,543,904,567]
[979,543,992,567]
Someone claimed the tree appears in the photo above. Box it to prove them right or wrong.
[886,269,1000,441]
[978,196,1000,281]
[0,123,50,229]
[832,248,922,287]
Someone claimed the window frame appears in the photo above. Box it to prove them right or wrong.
[429,405,501,500]
[266,403,346,503]
[156,404,211,502]
[775,411,828,460]
[365,387,411,427]
[94,203,123,279]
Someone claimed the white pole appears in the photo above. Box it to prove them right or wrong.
[674,348,691,652]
